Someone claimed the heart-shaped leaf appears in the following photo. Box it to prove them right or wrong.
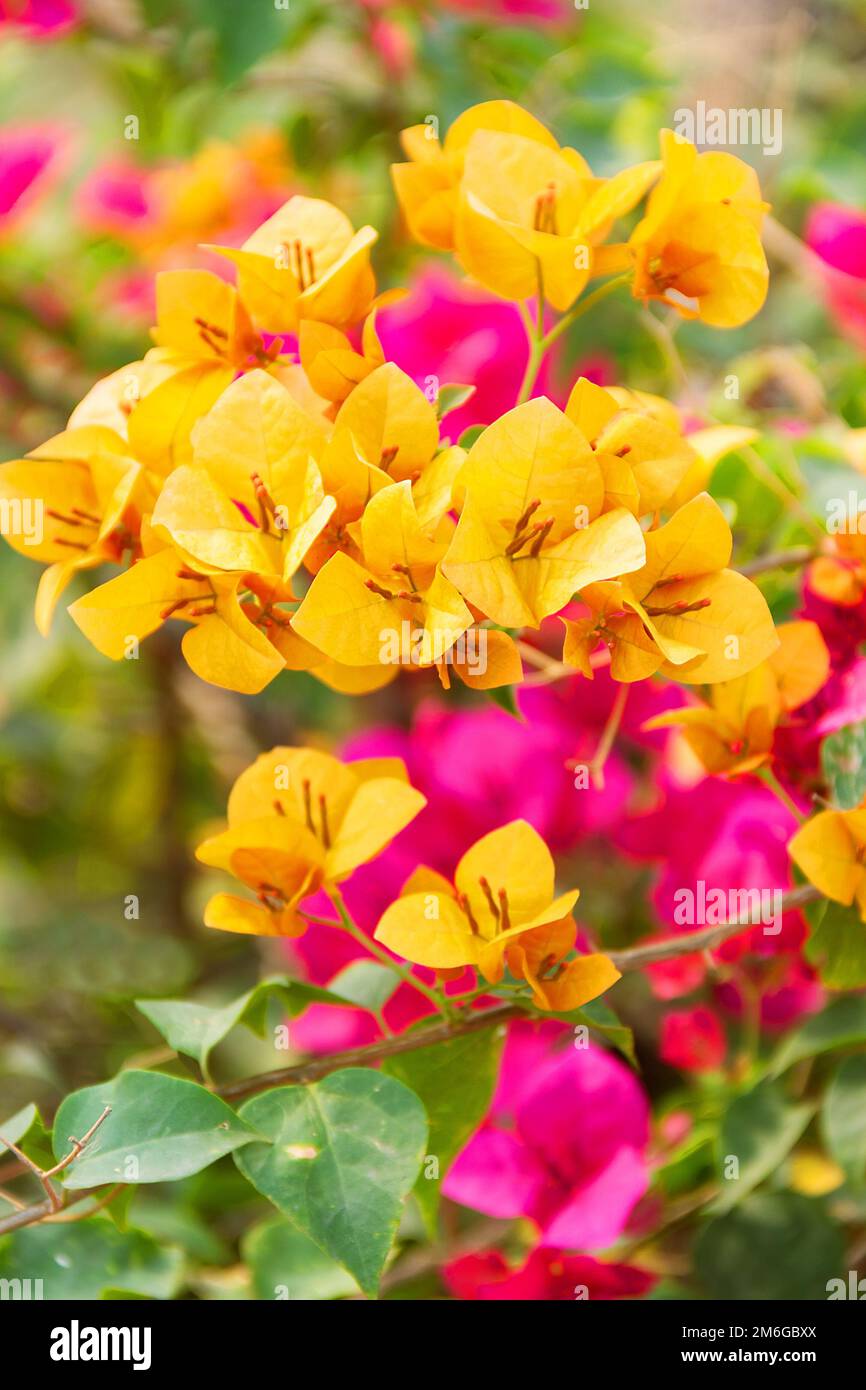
[235,1067,427,1297]
[53,1071,258,1188]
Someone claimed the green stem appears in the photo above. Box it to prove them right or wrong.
[540,271,633,352]
[326,889,451,1018]
[758,767,806,823]
[516,337,546,406]
[516,272,632,405]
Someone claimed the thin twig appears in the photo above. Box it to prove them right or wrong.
[738,545,818,578]
[607,885,820,970]
[217,1004,521,1101]
[217,888,824,1100]
[0,1105,112,1236]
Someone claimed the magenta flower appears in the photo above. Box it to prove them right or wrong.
[622,775,823,1029]
[621,777,803,957]
[76,161,157,242]
[661,1007,726,1073]
[377,265,561,437]
[0,0,77,37]
[0,123,66,231]
[444,1247,655,1301]
[442,1021,650,1250]
[442,0,568,20]
[805,201,866,349]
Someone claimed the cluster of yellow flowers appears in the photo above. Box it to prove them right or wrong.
[196,744,619,1012]
[0,100,778,698]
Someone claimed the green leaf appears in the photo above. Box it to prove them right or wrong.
[821,723,866,809]
[569,998,637,1067]
[187,0,297,84]
[712,1081,813,1214]
[457,424,485,449]
[694,1194,844,1300]
[235,1068,427,1298]
[53,1071,258,1189]
[0,1220,183,1300]
[656,1124,716,1198]
[0,1102,39,1151]
[136,976,350,1078]
[771,995,866,1074]
[0,1103,52,1171]
[486,683,521,718]
[822,1055,866,1185]
[327,961,399,1014]
[514,996,636,1067]
[383,1026,503,1232]
[242,1216,358,1301]
[805,901,866,987]
[436,383,476,419]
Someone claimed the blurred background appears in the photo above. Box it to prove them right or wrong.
[2,0,866,1300]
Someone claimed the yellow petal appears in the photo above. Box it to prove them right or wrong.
[360,480,444,589]
[789,811,862,907]
[203,893,305,938]
[455,820,555,935]
[196,814,323,895]
[521,507,647,621]
[228,748,359,828]
[334,363,439,481]
[292,550,407,666]
[181,586,286,694]
[412,445,466,530]
[564,377,620,442]
[515,949,621,1012]
[633,493,733,596]
[35,557,100,635]
[153,464,280,575]
[375,892,478,970]
[575,161,661,238]
[443,100,559,156]
[595,413,697,515]
[0,448,101,564]
[126,362,235,474]
[152,269,252,361]
[768,620,830,712]
[457,397,604,538]
[561,616,597,678]
[67,548,206,658]
[655,569,778,683]
[311,658,399,695]
[452,628,523,690]
[607,612,665,682]
[327,777,427,880]
[391,159,458,250]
